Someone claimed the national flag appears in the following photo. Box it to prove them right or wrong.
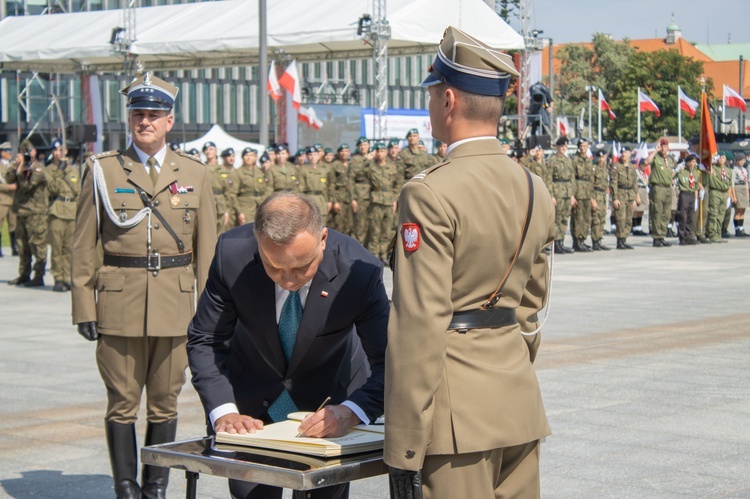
[267,60,282,101]
[279,60,302,110]
[612,141,621,163]
[599,89,616,119]
[723,84,747,112]
[298,105,323,130]
[678,87,698,118]
[557,116,570,136]
[634,141,650,168]
[638,89,660,116]
[699,92,718,171]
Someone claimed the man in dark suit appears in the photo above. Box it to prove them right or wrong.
[187,192,389,499]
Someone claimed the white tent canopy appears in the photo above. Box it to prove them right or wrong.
[182,124,265,164]
[0,0,523,73]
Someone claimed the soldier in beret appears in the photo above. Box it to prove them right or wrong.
[676,153,700,244]
[401,128,433,181]
[431,140,447,164]
[327,144,356,236]
[71,73,216,498]
[0,141,19,257]
[349,136,372,244]
[386,26,554,499]
[236,147,270,225]
[217,148,240,233]
[547,136,576,253]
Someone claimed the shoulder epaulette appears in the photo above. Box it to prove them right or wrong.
[411,157,451,181]
[176,150,205,165]
[93,150,119,160]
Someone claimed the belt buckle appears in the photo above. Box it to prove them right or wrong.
[146,251,161,271]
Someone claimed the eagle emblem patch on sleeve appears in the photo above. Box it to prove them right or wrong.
[402,223,421,252]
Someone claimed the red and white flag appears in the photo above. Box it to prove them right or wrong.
[723,84,746,112]
[557,116,570,136]
[267,60,282,101]
[279,60,302,110]
[638,89,660,116]
[612,141,621,163]
[298,105,323,130]
[678,87,698,118]
[634,141,650,166]
[599,89,616,119]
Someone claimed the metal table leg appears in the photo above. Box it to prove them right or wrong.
[185,470,199,499]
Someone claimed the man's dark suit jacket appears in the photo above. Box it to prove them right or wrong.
[187,225,389,425]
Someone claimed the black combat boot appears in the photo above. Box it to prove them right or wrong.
[9,231,18,256]
[23,272,44,287]
[616,238,626,250]
[8,275,30,286]
[661,238,672,247]
[52,281,67,292]
[598,239,611,251]
[105,421,141,499]
[573,238,592,252]
[141,420,178,499]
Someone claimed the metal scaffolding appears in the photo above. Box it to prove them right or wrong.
[359,0,391,140]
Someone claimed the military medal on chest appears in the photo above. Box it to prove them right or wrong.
[171,195,181,207]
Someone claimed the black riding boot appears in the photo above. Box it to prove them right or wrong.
[141,420,178,499]
[105,421,141,499]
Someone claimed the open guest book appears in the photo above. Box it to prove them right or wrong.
[215,412,385,458]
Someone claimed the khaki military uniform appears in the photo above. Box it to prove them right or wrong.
[209,164,234,235]
[349,154,371,244]
[610,161,638,239]
[268,162,301,194]
[648,154,676,239]
[707,163,731,242]
[401,146,433,181]
[217,166,240,233]
[547,152,576,242]
[327,159,355,236]
[591,160,609,242]
[0,160,16,252]
[71,146,217,422]
[385,139,554,489]
[5,161,48,279]
[571,153,595,242]
[301,164,331,217]
[45,160,80,285]
[365,160,401,261]
[236,165,271,224]
[430,153,446,165]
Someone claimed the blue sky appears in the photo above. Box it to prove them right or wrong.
[528,0,750,45]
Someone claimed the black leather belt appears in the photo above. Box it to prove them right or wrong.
[618,185,632,188]
[309,190,323,195]
[104,252,193,270]
[595,188,607,192]
[553,180,570,183]
[448,308,516,332]
[54,196,75,202]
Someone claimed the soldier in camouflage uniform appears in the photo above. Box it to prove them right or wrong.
[591,150,611,250]
[300,146,331,217]
[365,142,401,263]
[327,144,355,236]
[268,144,301,195]
[349,136,371,244]
[707,151,732,243]
[5,142,48,286]
[570,139,595,252]
[236,147,270,225]
[430,140,447,165]
[523,145,551,189]
[401,128,433,181]
[45,139,80,291]
[610,147,639,249]
[547,136,576,254]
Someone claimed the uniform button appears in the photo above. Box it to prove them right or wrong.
[405,449,415,459]
[154,200,160,206]
[154,223,160,229]
[262,400,269,407]
[121,202,126,207]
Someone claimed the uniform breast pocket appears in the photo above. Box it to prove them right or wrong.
[95,272,125,330]
[171,194,199,235]
[108,192,144,231]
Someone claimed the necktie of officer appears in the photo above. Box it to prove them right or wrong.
[147,157,158,187]
[267,290,303,422]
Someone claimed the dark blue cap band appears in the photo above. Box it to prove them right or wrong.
[423,55,511,97]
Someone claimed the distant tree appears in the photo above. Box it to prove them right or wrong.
[495,0,520,24]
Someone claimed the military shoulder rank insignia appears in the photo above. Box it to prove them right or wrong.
[402,223,421,252]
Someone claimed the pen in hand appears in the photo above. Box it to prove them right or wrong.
[296,396,331,438]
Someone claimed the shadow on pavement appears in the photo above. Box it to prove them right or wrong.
[0,470,112,498]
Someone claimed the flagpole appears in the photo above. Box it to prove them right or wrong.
[259,0,269,146]
[598,91,602,143]
[637,87,641,143]
[678,86,682,143]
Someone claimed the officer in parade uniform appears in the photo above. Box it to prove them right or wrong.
[647,138,676,247]
[610,147,639,249]
[301,146,331,217]
[400,128,433,181]
[365,141,401,263]
[0,141,19,257]
[5,140,48,286]
[327,143,356,236]
[236,147,270,226]
[45,138,80,291]
[676,153,700,245]
[570,139,595,252]
[386,26,554,499]
[71,73,217,499]
[547,136,576,254]
[349,136,371,244]
[707,151,732,243]
[591,150,611,250]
